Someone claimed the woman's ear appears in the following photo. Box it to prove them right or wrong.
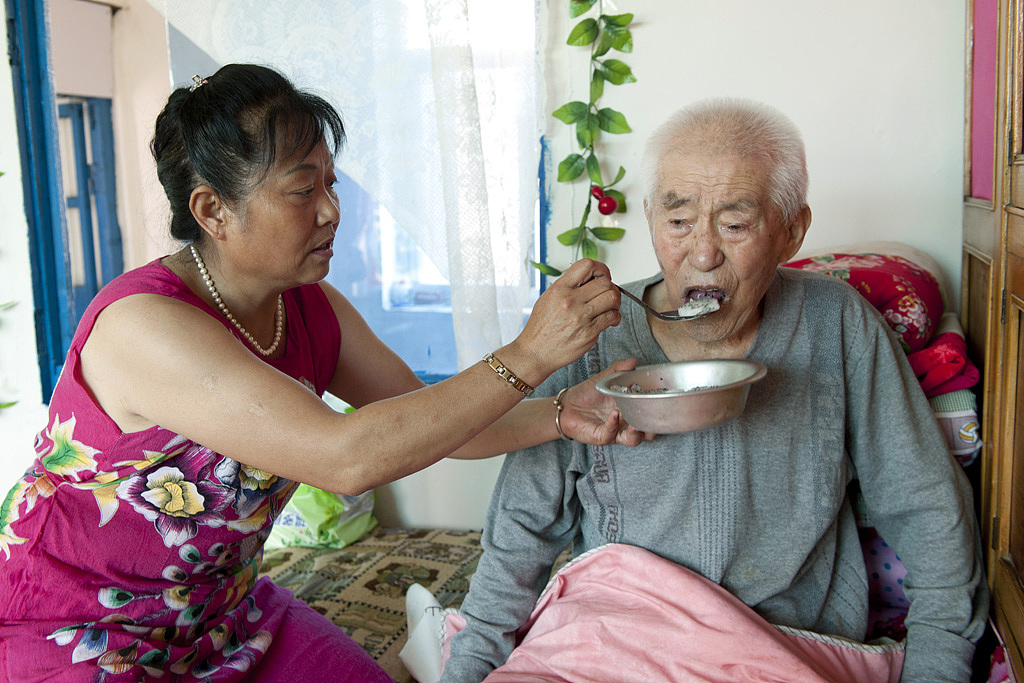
[189,185,228,242]
[779,205,812,263]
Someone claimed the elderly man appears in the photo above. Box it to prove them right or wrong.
[439,99,986,683]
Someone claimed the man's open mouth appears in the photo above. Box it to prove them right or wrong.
[683,288,726,304]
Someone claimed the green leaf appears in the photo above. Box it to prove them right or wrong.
[591,227,626,242]
[608,26,634,53]
[552,101,590,124]
[581,237,599,260]
[530,261,563,276]
[569,0,597,18]
[590,71,605,102]
[605,188,627,212]
[588,115,602,145]
[557,153,586,182]
[599,59,637,85]
[601,12,634,26]
[597,108,631,134]
[610,166,626,186]
[585,154,603,185]
[567,18,599,46]
[593,30,614,58]
[575,116,596,148]
[557,227,584,246]
[0,401,16,409]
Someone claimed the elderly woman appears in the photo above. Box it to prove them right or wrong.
[0,64,646,682]
[441,99,987,683]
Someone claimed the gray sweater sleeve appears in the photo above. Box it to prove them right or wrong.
[840,297,987,682]
[440,369,583,683]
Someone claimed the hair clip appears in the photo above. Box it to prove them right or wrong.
[189,75,209,92]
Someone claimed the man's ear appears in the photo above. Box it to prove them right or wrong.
[779,205,812,263]
[189,185,229,242]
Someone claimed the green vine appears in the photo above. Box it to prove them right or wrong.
[532,0,636,276]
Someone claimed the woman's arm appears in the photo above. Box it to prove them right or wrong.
[81,259,621,496]
[446,357,646,458]
[319,281,644,458]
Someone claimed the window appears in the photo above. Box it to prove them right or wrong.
[325,173,542,383]
[57,97,123,323]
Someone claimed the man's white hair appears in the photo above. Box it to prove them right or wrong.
[641,98,809,225]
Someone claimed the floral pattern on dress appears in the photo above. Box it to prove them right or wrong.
[73,436,186,527]
[35,440,296,680]
[0,478,30,558]
[214,458,291,521]
[116,445,237,548]
[40,413,101,479]
[46,546,272,680]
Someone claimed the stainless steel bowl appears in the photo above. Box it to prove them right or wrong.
[595,360,767,434]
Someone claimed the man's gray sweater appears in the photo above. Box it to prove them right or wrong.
[442,268,987,683]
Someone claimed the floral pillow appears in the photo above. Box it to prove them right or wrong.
[783,253,943,352]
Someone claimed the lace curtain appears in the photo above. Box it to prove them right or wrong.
[151,0,542,369]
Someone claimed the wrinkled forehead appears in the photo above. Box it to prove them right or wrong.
[658,191,763,217]
[653,151,773,212]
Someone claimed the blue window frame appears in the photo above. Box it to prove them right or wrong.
[6,0,123,400]
[6,0,69,399]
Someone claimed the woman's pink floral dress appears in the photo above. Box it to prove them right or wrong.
[0,261,390,682]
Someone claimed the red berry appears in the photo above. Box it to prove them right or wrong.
[597,195,618,215]
[591,185,604,199]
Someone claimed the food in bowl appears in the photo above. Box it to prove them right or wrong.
[595,359,767,433]
[608,383,712,394]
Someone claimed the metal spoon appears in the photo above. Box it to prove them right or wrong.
[615,284,716,322]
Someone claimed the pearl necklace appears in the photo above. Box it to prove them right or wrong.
[190,244,284,357]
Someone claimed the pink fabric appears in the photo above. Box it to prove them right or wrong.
[0,261,385,681]
[783,253,943,352]
[971,0,999,200]
[906,332,981,398]
[444,544,904,683]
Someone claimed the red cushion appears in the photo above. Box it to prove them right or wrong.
[783,253,943,352]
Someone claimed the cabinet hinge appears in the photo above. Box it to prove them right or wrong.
[1001,288,1007,325]
[992,515,1000,551]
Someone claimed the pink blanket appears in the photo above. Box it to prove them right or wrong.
[444,544,903,683]
[906,331,980,398]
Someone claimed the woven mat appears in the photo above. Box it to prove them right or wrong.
[260,527,482,682]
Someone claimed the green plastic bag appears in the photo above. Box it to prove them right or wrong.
[266,484,377,551]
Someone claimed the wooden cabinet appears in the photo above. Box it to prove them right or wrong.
[963,0,1024,674]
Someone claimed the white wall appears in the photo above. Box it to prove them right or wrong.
[110,0,175,269]
[50,0,114,99]
[542,1,966,307]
